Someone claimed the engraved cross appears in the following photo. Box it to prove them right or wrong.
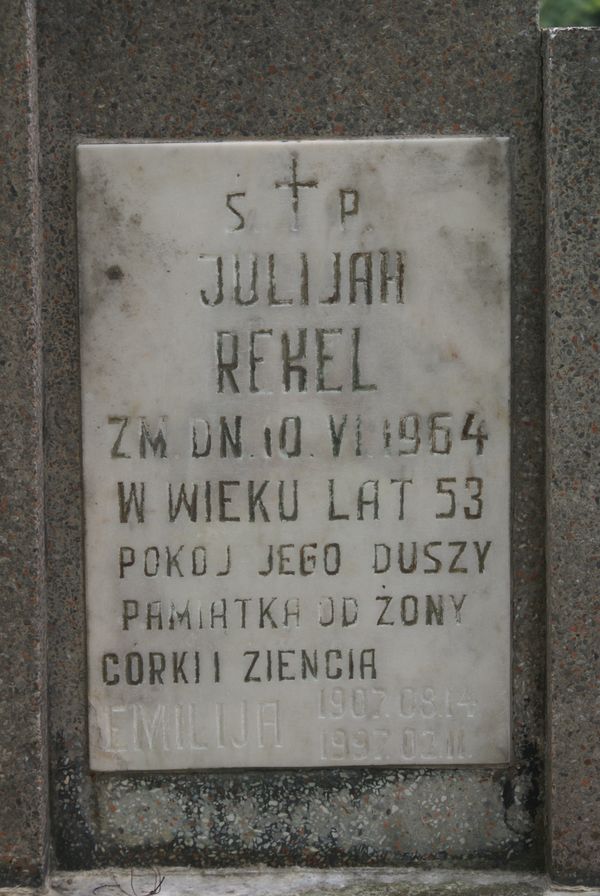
[275,154,319,230]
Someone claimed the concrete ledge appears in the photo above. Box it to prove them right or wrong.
[2,868,599,896]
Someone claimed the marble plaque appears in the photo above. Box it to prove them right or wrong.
[77,138,511,771]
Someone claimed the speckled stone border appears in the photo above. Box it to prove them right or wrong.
[544,27,600,887]
[0,0,48,886]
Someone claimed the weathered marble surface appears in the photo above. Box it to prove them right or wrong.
[78,138,511,771]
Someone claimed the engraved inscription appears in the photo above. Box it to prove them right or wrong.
[78,138,511,770]
[274,153,319,231]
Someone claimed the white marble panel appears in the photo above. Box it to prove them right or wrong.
[77,137,511,770]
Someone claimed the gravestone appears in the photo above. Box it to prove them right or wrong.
[0,0,599,890]
[77,138,510,771]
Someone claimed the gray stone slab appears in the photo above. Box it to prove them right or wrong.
[0,0,47,886]
[544,27,600,887]
[37,0,545,872]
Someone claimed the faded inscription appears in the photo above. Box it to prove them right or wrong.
[78,138,511,770]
